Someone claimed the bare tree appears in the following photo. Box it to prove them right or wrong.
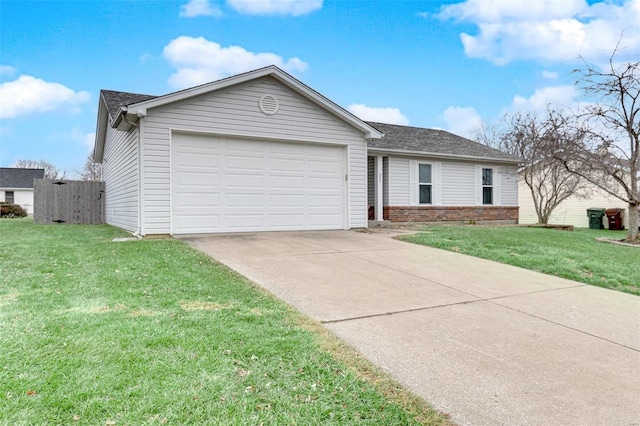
[474,121,504,151]
[80,153,102,181]
[558,50,639,241]
[478,110,588,224]
[14,159,68,180]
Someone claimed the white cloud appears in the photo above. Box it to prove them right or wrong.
[227,0,322,16]
[63,127,97,152]
[163,36,308,89]
[180,0,222,17]
[0,65,16,76]
[347,104,409,125]
[440,106,483,139]
[438,0,640,65]
[439,0,584,23]
[82,131,96,152]
[510,85,581,112]
[542,70,558,79]
[0,75,90,119]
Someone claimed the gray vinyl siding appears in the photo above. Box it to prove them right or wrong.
[348,142,368,228]
[368,156,389,207]
[388,157,410,205]
[103,125,139,232]
[441,161,475,205]
[383,157,389,206]
[367,156,375,205]
[500,165,518,206]
[140,76,368,234]
[387,156,519,207]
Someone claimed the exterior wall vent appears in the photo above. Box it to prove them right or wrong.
[259,94,279,115]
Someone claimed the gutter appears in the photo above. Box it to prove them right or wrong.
[366,147,521,165]
[112,107,146,131]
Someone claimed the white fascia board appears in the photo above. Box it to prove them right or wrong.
[94,98,109,163]
[367,147,521,165]
[121,65,383,140]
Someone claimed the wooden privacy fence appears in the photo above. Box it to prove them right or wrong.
[34,180,104,225]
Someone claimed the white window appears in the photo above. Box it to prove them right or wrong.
[482,168,493,205]
[419,163,432,204]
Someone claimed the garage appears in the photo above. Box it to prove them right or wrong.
[171,133,347,234]
[96,66,381,235]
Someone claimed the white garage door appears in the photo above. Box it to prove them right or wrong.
[171,133,346,234]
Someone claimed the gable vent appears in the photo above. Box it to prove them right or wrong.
[259,94,279,115]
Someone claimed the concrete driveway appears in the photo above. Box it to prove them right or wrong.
[180,230,640,425]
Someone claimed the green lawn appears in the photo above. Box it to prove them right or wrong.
[401,226,639,296]
[0,218,449,425]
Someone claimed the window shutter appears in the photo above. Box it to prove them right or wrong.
[409,160,418,206]
[494,167,502,206]
[474,165,482,206]
[433,162,442,205]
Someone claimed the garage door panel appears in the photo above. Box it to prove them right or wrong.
[309,194,342,207]
[176,192,221,207]
[172,134,345,234]
[270,194,306,207]
[270,175,304,189]
[175,214,221,233]
[226,155,265,170]
[225,193,265,207]
[309,176,342,190]
[225,214,266,229]
[269,214,305,227]
[270,158,305,172]
[308,213,343,226]
[309,160,343,174]
[176,151,220,167]
[270,142,305,154]
[176,171,220,186]
[226,173,266,188]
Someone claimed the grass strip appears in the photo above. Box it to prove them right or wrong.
[0,218,450,425]
[401,225,639,296]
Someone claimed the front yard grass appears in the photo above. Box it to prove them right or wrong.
[401,226,639,296]
[0,218,449,425]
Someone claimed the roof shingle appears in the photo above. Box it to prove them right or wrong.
[366,121,519,162]
[100,90,157,119]
[0,168,45,189]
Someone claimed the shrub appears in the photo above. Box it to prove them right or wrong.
[0,202,28,218]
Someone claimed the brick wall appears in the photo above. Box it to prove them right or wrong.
[369,205,519,223]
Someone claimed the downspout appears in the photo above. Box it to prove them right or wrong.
[120,108,145,238]
[136,112,145,238]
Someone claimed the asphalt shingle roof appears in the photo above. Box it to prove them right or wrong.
[100,90,157,119]
[366,121,519,162]
[0,168,45,189]
[97,89,518,163]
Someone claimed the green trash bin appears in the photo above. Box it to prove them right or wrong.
[587,208,606,229]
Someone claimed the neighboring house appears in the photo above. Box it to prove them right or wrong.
[94,66,520,236]
[518,177,631,228]
[0,168,45,214]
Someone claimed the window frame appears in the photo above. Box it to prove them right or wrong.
[5,191,14,204]
[482,167,493,205]
[418,162,433,205]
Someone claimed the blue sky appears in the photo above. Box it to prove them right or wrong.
[1,0,639,175]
